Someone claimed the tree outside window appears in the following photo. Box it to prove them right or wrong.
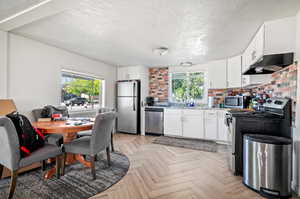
[170,72,205,103]
[61,72,104,111]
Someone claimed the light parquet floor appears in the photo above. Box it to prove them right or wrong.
[91,134,295,199]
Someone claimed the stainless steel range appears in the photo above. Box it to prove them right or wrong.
[224,97,292,176]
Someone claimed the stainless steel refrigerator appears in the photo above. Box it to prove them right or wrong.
[116,80,141,134]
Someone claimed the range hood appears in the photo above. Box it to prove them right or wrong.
[243,53,294,75]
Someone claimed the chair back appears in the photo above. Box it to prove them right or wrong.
[32,106,69,121]
[32,108,43,122]
[98,107,115,113]
[0,117,20,170]
[90,112,117,155]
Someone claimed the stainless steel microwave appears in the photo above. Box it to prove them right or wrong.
[224,96,247,109]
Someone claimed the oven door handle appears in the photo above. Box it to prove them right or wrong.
[225,116,231,127]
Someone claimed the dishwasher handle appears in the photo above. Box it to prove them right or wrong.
[145,108,164,112]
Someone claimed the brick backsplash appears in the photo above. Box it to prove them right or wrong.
[252,64,297,121]
[209,64,297,102]
[208,88,251,105]
[149,67,169,101]
[208,64,297,121]
[252,64,297,101]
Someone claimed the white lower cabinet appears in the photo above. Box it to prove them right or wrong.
[204,110,218,140]
[163,109,229,142]
[164,109,182,136]
[182,110,205,139]
[217,110,228,142]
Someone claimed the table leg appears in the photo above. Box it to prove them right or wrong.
[64,133,92,168]
[44,132,92,179]
[44,168,56,179]
[75,154,92,168]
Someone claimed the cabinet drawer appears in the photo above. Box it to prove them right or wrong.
[182,109,203,116]
[165,109,182,115]
[205,110,217,119]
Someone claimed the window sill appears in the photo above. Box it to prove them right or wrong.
[68,109,98,113]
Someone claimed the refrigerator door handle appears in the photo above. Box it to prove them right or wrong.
[133,82,136,111]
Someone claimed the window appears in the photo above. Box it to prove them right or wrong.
[169,72,206,103]
[61,71,105,111]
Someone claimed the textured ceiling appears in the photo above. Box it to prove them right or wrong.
[7,0,300,66]
[0,0,46,21]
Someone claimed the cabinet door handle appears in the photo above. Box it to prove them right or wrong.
[133,82,136,111]
[208,112,216,115]
[251,50,256,61]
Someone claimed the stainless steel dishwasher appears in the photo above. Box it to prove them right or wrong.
[145,107,164,135]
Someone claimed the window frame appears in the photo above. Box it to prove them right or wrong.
[61,69,105,113]
[168,71,208,105]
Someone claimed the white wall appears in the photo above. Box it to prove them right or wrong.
[0,30,8,98]
[7,34,117,119]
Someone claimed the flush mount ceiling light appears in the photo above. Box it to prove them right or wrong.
[153,47,169,56]
[180,62,193,67]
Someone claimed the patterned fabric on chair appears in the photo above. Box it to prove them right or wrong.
[0,117,63,199]
[62,112,117,180]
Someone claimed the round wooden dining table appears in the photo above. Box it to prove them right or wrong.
[32,120,94,179]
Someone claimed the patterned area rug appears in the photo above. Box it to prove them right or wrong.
[153,136,218,152]
[0,152,129,199]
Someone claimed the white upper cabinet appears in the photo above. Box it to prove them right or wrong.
[242,24,265,73]
[242,39,255,72]
[264,17,296,55]
[207,59,227,89]
[242,17,296,75]
[117,65,148,80]
[255,25,264,62]
[240,17,296,87]
[227,55,242,88]
[117,67,129,80]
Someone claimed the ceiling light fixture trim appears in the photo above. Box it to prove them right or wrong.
[153,47,169,56]
[180,61,193,67]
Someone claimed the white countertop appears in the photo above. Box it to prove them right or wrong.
[144,106,230,111]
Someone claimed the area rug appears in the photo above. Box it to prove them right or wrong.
[153,136,218,152]
[0,152,129,199]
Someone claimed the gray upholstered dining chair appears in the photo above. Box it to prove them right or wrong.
[77,107,116,152]
[32,108,44,122]
[62,112,117,180]
[0,117,63,199]
[32,107,67,170]
[32,106,69,121]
